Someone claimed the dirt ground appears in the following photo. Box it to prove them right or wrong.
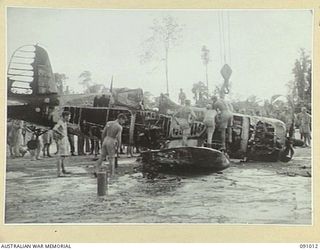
[5,146,312,224]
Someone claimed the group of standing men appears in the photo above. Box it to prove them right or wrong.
[7,110,126,179]
[51,111,126,178]
[175,89,233,150]
[8,90,311,178]
[177,89,312,150]
[7,120,47,160]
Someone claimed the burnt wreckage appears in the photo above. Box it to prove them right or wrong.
[7,45,293,175]
[64,95,293,170]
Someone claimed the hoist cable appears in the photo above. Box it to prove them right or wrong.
[217,12,223,65]
[227,11,231,65]
[221,11,227,64]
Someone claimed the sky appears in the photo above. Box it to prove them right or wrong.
[7,8,312,103]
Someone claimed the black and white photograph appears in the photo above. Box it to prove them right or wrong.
[5,7,312,224]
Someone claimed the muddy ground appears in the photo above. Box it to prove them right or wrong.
[5,147,312,224]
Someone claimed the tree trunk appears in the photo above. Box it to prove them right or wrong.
[165,47,169,96]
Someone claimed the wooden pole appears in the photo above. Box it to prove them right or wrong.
[165,47,169,96]
[97,171,106,196]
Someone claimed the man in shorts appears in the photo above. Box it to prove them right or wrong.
[53,111,71,177]
[95,113,126,177]
[42,129,53,157]
[173,99,196,146]
[203,103,218,147]
[213,92,233,151]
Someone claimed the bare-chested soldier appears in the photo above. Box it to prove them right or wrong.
[173,99,196,146]
[213,92,233,151]
[95,113,126,177]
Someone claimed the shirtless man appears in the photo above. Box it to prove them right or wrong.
[95,113,126,177]
[203,103,218,147]
[213,92,233,151]
[173,99,196,146]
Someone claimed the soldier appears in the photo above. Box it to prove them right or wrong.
[98,94,110,107]
[67,130,76,156]
[89,126,101,157]
[213,92,233,151]
[159,93,168,114]
[77,120,87,156]
[173,99,196,147]
[11,120,24,158]
[93,95,99,107]
[29,131,43,161]
[53,111,72,177]
[42,130,53,157]
[95,113,126,178]
[296,107,311,147]
[7,120,23,158]
[7,120,15,157]
[203,103,218,147]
